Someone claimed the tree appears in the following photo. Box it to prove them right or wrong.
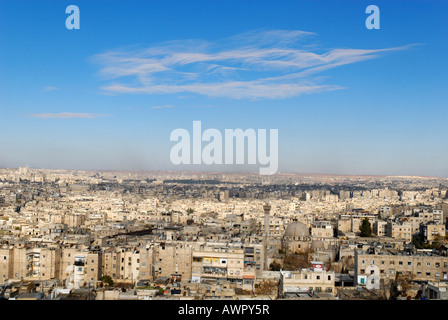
[254,279,278,295]
[269,262,282,271]
[283,250,312,270]
[100,275,114,286]
[389,273,400,300]
[413,234,442,250]
[389,272,415,299]
[398,273,415,297]
[359,218,372,237]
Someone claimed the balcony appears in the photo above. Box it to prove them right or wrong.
[202,267,227,277]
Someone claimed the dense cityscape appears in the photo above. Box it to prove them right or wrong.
[1,166,448,300]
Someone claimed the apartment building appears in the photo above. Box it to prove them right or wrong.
[387,222,412,242]
[153,241,193,280]
[279,262,335,296]
[373,220,387,237]
[354,248,448,284]
[311,221,333,238]
[422,223,446,244]
[191,242,263,290]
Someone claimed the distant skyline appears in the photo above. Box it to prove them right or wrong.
[1,1,447,177]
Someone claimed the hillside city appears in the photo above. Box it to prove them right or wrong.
[1,166,448,300]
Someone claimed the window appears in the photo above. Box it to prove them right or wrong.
[426,272,431,276]
[408,262,411,266]
[427,262,431,266]
[316,275,320,280]
[399,261,403,265]
[328,276,331,281]
[436,263,440,268]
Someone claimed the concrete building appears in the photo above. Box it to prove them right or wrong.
[373,220,387,237]
[422,223,446,244]
[422,281,448,300]
[355,248,448,285]
[387,222,412,242]
[279,262,336,296]
[311,221,333,238]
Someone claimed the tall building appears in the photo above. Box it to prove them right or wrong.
[263,203,271,271]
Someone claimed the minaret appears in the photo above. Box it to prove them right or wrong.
[263,203,271,270]
[263,203,271,237]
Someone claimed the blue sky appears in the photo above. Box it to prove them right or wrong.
[0,0,447,176]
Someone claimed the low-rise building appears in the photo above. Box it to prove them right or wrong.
[279,262,335,296]
[355,248,448,285]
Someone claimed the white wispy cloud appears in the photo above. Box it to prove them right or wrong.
[151,105,174,109]
[28,113,111,119]
[43,86,60,92]
[91,29,411,100]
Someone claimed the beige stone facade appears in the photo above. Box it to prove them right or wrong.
[280,265,335,295]
[355,249,448,284]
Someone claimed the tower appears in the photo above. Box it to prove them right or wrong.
[263,203,271,237]
[263,203,271,270]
